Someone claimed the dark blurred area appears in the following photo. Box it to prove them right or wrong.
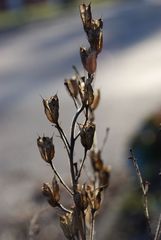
[0,0,161,239]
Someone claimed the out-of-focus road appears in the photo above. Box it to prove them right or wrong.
[0,0,161,239]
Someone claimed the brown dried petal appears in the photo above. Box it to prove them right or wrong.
[87,19,103,54]
[43,95,59,124]
[91,89,100,110]
[52,176,60,203]
[93,191,102,211]
[90,150,103,172]
[42,183,53,198]
[37,136,55,164]
[79,3,92,30]
[64,77,79,98]
[99,165,111,189]
[74,185,89,211]
[60,213,74,239]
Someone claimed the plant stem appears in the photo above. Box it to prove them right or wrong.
[90,211,95,240]
[129,149,152,240]
[154,213,161,240]
[76,149,87,182]
[70,104,85,188]
[57,203,72,214]
[50,162,73,196]
[56,123,70,155]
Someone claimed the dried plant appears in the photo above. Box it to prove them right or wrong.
[129,149,161,240]
[34,3,161,240]
[36,3,110,240]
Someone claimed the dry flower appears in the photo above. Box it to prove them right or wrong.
[91,89,100,110]
[42,94,59,124]
[42,178,60,207]
[90,150,103,172]
[64,77,79,98]
[79,3,92,30]
[78,78,94,106]
[80,47,97,74]
[74,185,89,211]
[60,211,78,239]
[37,136,55,164]
[80,121,96,150]
[99,165,111,189]
[93,190,102,212]
[87,19,103,54]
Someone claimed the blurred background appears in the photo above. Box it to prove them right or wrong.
[0,0,161,239]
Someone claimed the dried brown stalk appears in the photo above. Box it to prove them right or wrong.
[36,3,111,240]
[129,149,153,240]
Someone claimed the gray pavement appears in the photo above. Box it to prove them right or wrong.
[0,1,161,239]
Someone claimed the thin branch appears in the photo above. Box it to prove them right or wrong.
[129,149,152,240]
[76,149,87,182]
[50,162,73,196]
[70,104,85,188]
[55,123,71,154]
[90,211,95,240]
[154,213,161,240]
[57,203,72,214]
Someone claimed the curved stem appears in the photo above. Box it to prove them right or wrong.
[50,162,73,196]
[70,104,85,188]
[56,123,70,154]
[154,213,161,240]
[57,203,72,214]
[76,149,87,182]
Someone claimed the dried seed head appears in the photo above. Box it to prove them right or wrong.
[60,211,78,239]
[74,185,89,211]
[78,78,94,106]
[91,89,100,110]
[80,47,97,74]
[52,176,60,203]
[99,165,111,189]
[42,180,60,207]
[88,19,103,54]
[85,184,102,212]
[80,121,95,150]
[90,150,103,172]
[64,77,79,98]
[42,94,59,124]
[79,3,92,30]
[93,190,102,212]
[37,136,55,164]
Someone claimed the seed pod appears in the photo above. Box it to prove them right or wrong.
[93,190,102,212]
[37,136,55,164]
[87,19,103,54]
[99,165,111,189]
[91,89,100,110]
[90,150,103,172]
[79,3,92,30]
[42,94,59,124]
[80,121,95,150]
[74,185,89,211]
[60,212,76,239]
[80,47,97,74]
[52,176,60,203]
[42,181,60,207]
[78,79,94,106]
[64,77,79,98]
[86,81,94,106]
